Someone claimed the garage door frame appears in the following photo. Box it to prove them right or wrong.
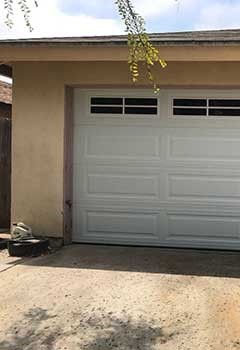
[63,85,74,244]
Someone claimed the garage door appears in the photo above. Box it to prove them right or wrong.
[73,88,240,250]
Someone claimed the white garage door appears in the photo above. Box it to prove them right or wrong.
[73,88,240,250]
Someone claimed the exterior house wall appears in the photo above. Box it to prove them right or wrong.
[12,61,240,238]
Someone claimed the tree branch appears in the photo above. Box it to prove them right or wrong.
[115,0,167,89]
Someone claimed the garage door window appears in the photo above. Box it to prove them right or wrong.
[91,97,123,114]
[208,99,240,116]
[173,99,207,116]
[91,97,158,116]
[173,98,240,117]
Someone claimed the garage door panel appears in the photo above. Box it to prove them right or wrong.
[72,207,161,243]
[74,164,240,204]
[168,174,240,201]
[169,136,240,160]
[87,174,159,197]
[87,211,157,235]
[73,206,240,247]
[73,165,163,201]
[87,135,160,158]
[74,127,164,160]
[167,213,240,240]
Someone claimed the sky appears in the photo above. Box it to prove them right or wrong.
[0,0,240,39]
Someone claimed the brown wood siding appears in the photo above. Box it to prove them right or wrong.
[0,118,11,228]
[0,102,12,119]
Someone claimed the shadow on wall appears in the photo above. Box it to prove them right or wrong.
[0,307,177,350]
[6,244,240,278]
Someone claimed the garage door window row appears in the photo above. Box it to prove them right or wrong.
[173,98,240,117]
[90,97,158,115]
[90,95,240,118]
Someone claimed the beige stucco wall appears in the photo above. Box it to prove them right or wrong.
[12,61,240,238]
[3,45,240,62]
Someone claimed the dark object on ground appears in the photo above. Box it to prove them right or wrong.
[7,238,49,257]
[0,238,9,250]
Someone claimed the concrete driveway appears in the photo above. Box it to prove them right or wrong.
[0,245,240,350]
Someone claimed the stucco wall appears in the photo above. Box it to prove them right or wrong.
[12,61,240,238]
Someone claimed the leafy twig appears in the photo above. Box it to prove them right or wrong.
[4,0,38,31]
[115,0,167,90]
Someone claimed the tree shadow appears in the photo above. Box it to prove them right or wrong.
[0,307,178,350]
[0,308,59,350]
[82,314,177,350]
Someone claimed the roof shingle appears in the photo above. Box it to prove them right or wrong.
[1,29,240,47]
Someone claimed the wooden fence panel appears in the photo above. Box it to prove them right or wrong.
[0,118,11,229]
